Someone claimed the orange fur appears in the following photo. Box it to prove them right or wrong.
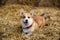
[31,16,46,31]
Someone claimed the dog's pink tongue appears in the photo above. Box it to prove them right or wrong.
[24,23,28,26]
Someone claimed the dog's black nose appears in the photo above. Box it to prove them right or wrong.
[26,20,28,22]
[25,20,28,23]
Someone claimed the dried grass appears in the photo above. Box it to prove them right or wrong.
[0,4,60,40]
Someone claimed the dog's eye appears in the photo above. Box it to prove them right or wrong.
[28,17,30,18]
[23,16,25,18]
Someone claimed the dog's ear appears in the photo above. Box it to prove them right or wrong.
[20,9,24,16]
[30,10,34,16]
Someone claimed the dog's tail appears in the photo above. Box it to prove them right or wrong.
[40,13,50,19]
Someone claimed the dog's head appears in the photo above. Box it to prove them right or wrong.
[20,9,34,28]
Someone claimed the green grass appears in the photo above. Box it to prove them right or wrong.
[0,4,60,40]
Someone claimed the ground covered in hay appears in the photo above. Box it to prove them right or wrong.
[0,4,60,40]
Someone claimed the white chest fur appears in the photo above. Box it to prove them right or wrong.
[22,22,35,33]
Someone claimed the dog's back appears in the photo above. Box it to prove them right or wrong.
[33,13,50,27]
[33,16,45,26]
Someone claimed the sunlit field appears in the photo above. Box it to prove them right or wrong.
[0,4,60,40]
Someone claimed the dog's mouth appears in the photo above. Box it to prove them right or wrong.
[24,22,28,26]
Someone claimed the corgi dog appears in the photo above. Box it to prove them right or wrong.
[20,9,50,34]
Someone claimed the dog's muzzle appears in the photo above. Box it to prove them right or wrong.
[23,19,28,23]
[25,20,28,23]
[24,19,28,26]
